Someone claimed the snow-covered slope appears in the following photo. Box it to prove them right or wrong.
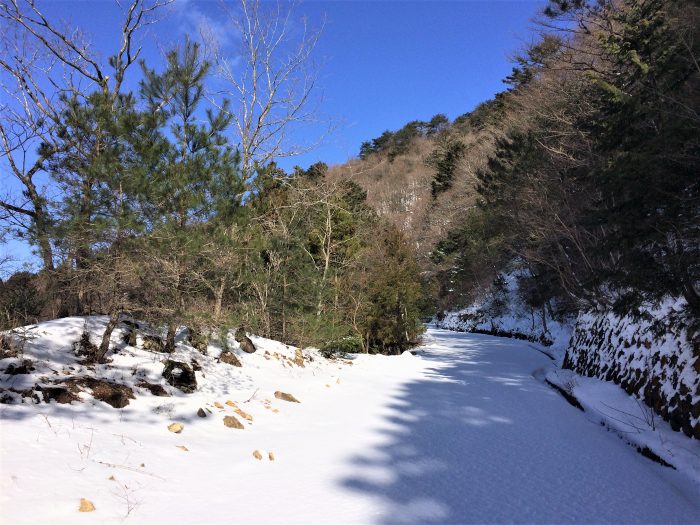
[1,320,698,523]
[435,270,574,362]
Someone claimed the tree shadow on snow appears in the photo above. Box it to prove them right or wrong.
[337,331,698,525]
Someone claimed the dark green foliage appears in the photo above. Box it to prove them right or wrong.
[429,0,698,325]
[487,274,509,318]
[505,35,562,89]
[452,94,510,132]
[320,335,363,357]
[359,114,452,161]
[460,0,700,317]
[426,136,466,197]
[0,272,41,329]
[303,161,329,180]
[360,226,425,353]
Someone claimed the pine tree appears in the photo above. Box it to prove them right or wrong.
[137,40,244,350]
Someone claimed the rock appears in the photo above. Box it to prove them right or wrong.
[219,351,242,367]
[197,408,207,418]
[223,415,244,429]
[274,391,300,403]
[136,381,169,397]
[168,422,184,433]
[38,386,79,404]
[225,400,237,407]
[3,359,34,375]
[252,450,263,460]
[62,377,135,408]
[214,401,224,409]
[336,377,341,384]
[122,330,137,347]
[234,407,253,421]
[142,335,165,353]
[79,499,95,512]
[236,331,256,354]
[268,451,275,461]
[108,475,116,481]
[176,445,189,452]
[0,334,18,358]
[162,360,197,393]
[187,328,209,354]
[294,349,305,367]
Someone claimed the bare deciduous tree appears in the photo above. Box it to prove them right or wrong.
[0,0,170,271]
[208,0,324,174]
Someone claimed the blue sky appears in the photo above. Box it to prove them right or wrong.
[290,0,543,169]
[1,0,543,272]
[36,0,544,167]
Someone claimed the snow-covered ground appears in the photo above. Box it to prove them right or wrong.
[435,269,574,363]
[1,320,698,524]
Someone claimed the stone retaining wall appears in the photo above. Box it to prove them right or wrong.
[563,299,700,439]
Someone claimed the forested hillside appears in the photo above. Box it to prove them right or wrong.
[329,0,699,437]
[2,1,700,522]
[0,0,425,356]
[333,0,699,323]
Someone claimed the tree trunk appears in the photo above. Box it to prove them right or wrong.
[165,322,178,353]
[681,280,700,317]
[213,277,226,324]
[541,303,548,334]
[96,309,120,363]
[282,274,288,341]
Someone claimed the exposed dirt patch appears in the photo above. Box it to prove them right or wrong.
[638,446,675,468]
[136,381,169,396]
[38,385,80,404]
[73,332,98,358]
[64,377,135,408]
[2,359,35,375]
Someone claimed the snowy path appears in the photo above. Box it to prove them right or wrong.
[1,326,699,524]
[335,329,700,524]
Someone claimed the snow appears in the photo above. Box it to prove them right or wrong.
[546,367,700,490]
[566,296,699,436]
[1,320,698,523]
[435,268,574,363]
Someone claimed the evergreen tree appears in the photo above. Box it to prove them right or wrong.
[137,40,244,350]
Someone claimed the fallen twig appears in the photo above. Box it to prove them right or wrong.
[95,460,166,480]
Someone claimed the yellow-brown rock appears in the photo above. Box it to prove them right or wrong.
[274,391,300,403]
[234,407,253,421]
[79,499,95,512]
[167,422,184,433]
[223,415,244,429]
